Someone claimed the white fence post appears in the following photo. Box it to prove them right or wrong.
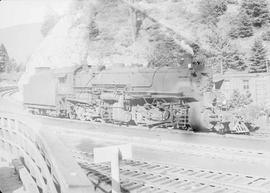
[111,148,121,193]
[94,144,132,193]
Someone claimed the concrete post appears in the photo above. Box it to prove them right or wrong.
[111,148,121,193]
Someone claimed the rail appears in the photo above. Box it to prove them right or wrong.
[77,157,270,193]
[0,86,18,97]
[0,112,95,193]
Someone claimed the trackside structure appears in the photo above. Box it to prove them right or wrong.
[213,71,270,106]
[0,112,95,193]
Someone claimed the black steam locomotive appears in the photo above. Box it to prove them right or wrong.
[23,55,209,130]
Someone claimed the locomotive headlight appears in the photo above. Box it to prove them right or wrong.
[188,63,192,69]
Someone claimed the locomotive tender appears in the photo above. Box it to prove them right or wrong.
[23,57,209,130]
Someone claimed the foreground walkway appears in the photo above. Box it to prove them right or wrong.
[0,164,22,193]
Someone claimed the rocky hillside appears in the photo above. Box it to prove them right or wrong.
[86,0,270,72]
[22,0,270,72]
[133,0,270,72]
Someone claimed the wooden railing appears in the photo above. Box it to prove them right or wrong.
[0,112,95,193]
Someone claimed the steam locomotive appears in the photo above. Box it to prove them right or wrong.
[23,53,212,131]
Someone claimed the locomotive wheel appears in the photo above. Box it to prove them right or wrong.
[162,110,170,121]
[68,112,76,120]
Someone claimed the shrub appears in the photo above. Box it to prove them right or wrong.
[262,30,270,41]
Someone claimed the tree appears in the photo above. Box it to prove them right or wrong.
[226,50,247,71]
[88,20,99,40]
[228,90,253,109]
[41,7,60,37]
[0,44,9,72]
[249,39,268,73]
[6,58,17,73]
[241,0,270,27]
[207,30,247,73]
[147,36,186,67]
[229,11,253,39]
[198,0,228,25]
[261,30,270,41]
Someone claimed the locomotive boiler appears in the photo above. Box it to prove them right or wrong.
[23,59,210,131]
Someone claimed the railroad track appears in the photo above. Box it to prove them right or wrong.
[38,113,270,140]
[73,153,270,193]
[65,127,270,167]
[0,86,18,97]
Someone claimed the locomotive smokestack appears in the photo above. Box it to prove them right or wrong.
[180,40,194,56]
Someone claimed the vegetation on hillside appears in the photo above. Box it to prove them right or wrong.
[249,39,268,73]
[0,44,25,73]
[197,0,270,73]
[0,44,9,72]
[34,0,270,73]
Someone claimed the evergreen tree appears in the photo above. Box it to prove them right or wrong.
[229,11,253,39]
[249,39,268,73]
[0,44,9,72]
[198,0,228,25]
[261,30,270,41]
[241,0,270,27]
[207,30,247,72]
[148,36,185,67]
[226,50,247,71]
[6,58,17,73]
[88,20,99,39]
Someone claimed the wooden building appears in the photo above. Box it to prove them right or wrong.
[213,71,270,106]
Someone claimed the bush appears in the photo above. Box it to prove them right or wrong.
[229,11,253,39]
[228,90,253,109]
[207,30,247,72]
[198,0,228,25]
[262,30,270,41]
[88,20,99,39]
[147,36,185,67]
[241,0,270,27]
